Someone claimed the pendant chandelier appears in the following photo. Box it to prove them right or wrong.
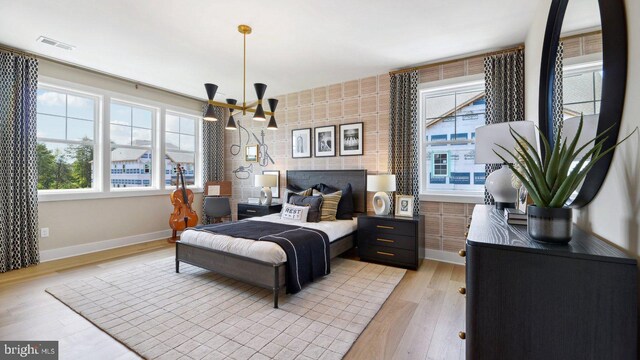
[203,25,278,131]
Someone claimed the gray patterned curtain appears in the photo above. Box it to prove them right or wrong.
[552,42,564,137]
[201,105,225,224]
[0,50,39,272]
[388,70,419,215]
[483,49,525,204]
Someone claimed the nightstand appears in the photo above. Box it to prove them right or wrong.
[237,202,282,220]
[357,213,424,269]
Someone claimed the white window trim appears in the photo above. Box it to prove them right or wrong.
[418,74,485,204]
[37,77,203,202]
[164,109,202,189]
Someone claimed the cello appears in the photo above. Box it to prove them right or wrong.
[169,164,198,241]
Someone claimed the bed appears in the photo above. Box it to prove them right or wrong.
[175,169,367,308]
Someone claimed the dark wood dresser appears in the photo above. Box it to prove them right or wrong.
[237,202,282,220]
[357,213,424,270]
[462,205,637,359]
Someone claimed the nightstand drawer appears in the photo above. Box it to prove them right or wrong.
[359,231,415,250]
[360,245,415,266]
[237,203,282,219]
[359,217,416,237]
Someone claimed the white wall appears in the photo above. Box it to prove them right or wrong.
[38,59,204,258]
[525,0,640,258]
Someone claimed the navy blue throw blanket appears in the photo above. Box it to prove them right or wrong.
[189,220,330,293]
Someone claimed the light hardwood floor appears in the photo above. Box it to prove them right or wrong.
[0,243,466,360]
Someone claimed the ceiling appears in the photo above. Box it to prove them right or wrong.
[0,0,544,101]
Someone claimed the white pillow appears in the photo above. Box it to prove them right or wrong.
[281,203,309,222]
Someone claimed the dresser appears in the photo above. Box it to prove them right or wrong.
[237,202,282,220]
[462,205,637,359]
[357,213,424,269]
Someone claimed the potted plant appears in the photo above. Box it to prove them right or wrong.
[493,115,634,243]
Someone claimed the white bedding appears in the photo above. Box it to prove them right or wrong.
[179,214,358,264]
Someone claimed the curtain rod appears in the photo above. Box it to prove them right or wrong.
[0,43,206,104]
[389,44,524,76]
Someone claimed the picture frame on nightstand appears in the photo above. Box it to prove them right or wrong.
[395,195,414,217]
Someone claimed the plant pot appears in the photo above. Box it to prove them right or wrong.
[527,205,573,244]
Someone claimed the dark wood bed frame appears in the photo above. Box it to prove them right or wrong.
[175,169,367,308]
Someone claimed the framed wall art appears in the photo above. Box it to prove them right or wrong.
[314,125,336,157]
[339,122,363,156]
[291,128,312,158]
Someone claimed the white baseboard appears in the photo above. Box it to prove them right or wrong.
[40,229,173,262]
[425,249,466,265]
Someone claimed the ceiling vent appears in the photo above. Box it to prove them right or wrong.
[36,36,75,51]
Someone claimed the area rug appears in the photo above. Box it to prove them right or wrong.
[46,257,405,359]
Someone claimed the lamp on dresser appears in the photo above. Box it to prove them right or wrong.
[367,174,396,215]
[254,174,277,205]
[474,121,537,210]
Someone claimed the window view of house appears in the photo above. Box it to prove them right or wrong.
[36,88,96,190]
[421,83,486,193]
[165,113,196,186]
[109,102,154,188]
[563,65,602,119]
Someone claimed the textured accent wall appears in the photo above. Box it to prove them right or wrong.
[224,73,391,217]
[223,55,490,257]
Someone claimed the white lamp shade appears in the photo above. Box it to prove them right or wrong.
[475,121,537,164]
[561,114,599,158]
[367,174,397,192]
[254,174,277,187]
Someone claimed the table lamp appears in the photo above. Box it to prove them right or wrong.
[475,121,537,210]
[367,174,396,215]
[254,174,277,205]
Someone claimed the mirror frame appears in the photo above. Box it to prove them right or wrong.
[538,0,627,208]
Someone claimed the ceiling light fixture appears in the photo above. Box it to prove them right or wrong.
[203,25,277,130]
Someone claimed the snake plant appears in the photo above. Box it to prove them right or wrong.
[493,115,634,208]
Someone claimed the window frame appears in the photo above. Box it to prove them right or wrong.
[37,77,203,202]
[562,55,603,119]
[164,110,201,188]
[418,74,486,204]
[36,82,103,195]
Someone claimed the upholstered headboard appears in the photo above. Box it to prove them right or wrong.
[286,170,368,214]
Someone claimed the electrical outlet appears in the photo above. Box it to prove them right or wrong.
[40,228,49,238]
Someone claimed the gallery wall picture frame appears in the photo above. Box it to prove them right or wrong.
[395,194,414,217]
[291,128,312,158]
[245,145,259,163]
[314,125,336,157]
[339,122,364,156]
[262,170,280,198]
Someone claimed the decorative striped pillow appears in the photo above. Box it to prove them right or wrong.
[314,190,342,221]
[286,187,313,203]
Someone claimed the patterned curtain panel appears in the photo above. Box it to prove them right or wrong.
[483,49,525,204]
[552,42,564,137]
[0,51,39,272]
[201,105,225,224]
[388,70,420,215]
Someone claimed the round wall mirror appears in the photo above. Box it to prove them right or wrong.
[538,0,627,208]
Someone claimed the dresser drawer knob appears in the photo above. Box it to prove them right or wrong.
[376,251,395,257]
[246,209,257,213]
[376,225,394,230]
[458,287,466,295]
[464,231,469,237]
[376,238,395,243]
[458,249,466,257]
[458,331,466,340]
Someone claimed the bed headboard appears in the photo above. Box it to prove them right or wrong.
[286,170,368,213]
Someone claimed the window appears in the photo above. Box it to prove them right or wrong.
[420,79,486,194]
[36,79,202,201]
[36,87,97,190]
[563,61,602,119]
[165,112,197,187]
[109,101,155,189]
